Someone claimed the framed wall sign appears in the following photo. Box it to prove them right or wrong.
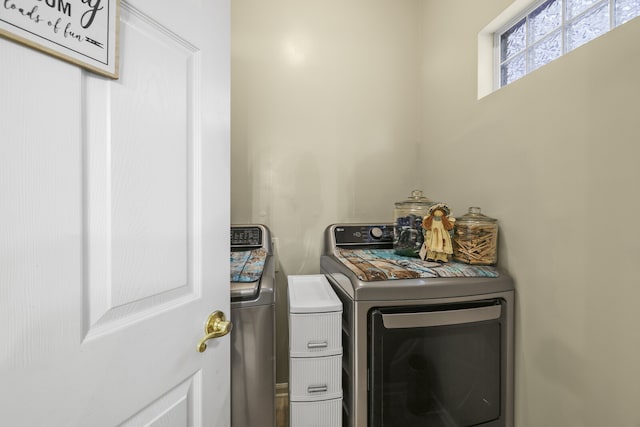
[0,0,120,78]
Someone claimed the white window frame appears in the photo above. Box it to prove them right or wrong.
[493,0,640,89]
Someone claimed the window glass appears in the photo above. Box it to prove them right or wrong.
[566,2,610,51]
[501,53,527,86]
[501,18,526,61]
[529,0,562,43]
[495,0,640,89]
[615,0,640,25]
[529,30,562,70]
[566,0,603,19]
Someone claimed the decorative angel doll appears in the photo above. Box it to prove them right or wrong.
[419,203,455,263]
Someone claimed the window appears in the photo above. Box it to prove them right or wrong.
[497,0,640,87]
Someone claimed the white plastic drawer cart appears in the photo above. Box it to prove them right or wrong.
[288,275,342,427]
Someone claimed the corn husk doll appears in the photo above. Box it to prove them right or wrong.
[419,203,455,263]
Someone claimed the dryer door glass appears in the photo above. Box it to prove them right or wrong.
[368,299,504,427]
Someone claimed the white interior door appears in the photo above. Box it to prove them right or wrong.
[0,1,230,426]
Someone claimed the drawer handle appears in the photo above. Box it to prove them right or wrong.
[307,341,328,349]
[307,385,328,393]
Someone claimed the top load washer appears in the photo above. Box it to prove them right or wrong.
[230,224,276,427]
[320,223,515,427]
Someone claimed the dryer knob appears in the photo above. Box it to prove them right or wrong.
[370,227,383,239]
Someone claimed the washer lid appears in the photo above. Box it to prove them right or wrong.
[288,274,342,313]
[230,248,267,282]
[230,280,260,301]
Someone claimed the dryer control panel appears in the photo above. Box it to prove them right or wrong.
[333,224,394,247]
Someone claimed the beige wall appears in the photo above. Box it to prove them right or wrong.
[421,1,640,426]
[233,0,640,424]
[231,0,423,384]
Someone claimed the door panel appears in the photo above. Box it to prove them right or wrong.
[119,373,201,427]
[83,3,201,339]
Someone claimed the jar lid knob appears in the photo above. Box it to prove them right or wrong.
[459,206,497,222]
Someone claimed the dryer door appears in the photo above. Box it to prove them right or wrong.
[368,299,505,427]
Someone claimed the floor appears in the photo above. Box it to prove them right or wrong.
[276,388,288,427]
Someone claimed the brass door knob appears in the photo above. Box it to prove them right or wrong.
[197,311,232,353]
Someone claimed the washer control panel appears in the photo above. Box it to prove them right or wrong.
[231,226,263,248]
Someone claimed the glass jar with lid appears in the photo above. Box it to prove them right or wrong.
[452,207,498,265]
[393,190,434,257]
